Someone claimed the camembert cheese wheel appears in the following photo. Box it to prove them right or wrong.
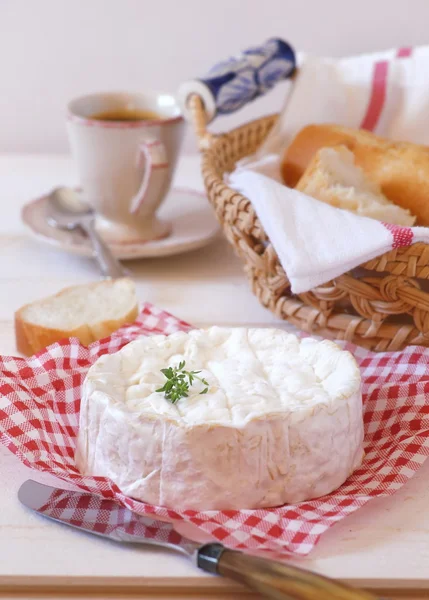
[76,328,364,510]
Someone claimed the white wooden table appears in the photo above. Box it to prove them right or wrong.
[1,154,429,600]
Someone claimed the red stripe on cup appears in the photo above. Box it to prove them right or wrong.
[67,113,183,129]
[382,223,414,248]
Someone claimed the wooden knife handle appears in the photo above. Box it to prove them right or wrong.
[197,544,381,600]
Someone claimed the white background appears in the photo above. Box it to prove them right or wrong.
[2,0,429,154]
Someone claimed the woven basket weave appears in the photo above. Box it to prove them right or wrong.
[188,95,429,352]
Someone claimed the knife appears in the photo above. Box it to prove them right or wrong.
[19,480,381,600]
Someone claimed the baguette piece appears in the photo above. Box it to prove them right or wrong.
[296,145,416,226]
[281,124,429,225]
[15,278,138,356]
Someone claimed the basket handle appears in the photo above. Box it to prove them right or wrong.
[178,38,296,145]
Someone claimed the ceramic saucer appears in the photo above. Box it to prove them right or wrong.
[22,188,220,260]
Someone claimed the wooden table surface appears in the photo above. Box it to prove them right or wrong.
[1,154,429,600]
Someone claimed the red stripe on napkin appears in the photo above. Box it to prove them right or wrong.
[360,61,389,131]
[396,46,413,58]
[360,47,413,132]
[383,223,414,248]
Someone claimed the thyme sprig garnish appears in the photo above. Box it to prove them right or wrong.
[156,360,209,404]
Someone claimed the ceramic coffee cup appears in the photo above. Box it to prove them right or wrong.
[67,91,185,242]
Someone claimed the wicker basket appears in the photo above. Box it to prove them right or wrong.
[187,94,429,352]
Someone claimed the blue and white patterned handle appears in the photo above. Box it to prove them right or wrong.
[178,38,296,122]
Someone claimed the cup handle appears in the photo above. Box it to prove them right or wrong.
[129,139,169,215]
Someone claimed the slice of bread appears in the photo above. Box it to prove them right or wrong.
[15,278,139,356]
[295,145,416,226]
[281,123,429,225]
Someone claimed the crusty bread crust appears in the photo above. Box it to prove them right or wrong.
[281,124,429,225]
[14,279,139,356]
[295,145,416,226]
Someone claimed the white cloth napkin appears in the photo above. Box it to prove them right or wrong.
[228,46,429,294]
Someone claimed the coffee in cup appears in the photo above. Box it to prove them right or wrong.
[67,91,185,243]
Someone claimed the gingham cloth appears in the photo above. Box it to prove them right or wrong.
[1,304,429,556]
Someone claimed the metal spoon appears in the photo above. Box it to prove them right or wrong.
[47,187,126,279]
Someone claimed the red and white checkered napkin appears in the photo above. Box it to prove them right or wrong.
[2,303,429,557]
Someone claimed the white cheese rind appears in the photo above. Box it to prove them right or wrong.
[76,327,364,510]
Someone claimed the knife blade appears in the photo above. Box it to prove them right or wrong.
[19,480,382,600]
